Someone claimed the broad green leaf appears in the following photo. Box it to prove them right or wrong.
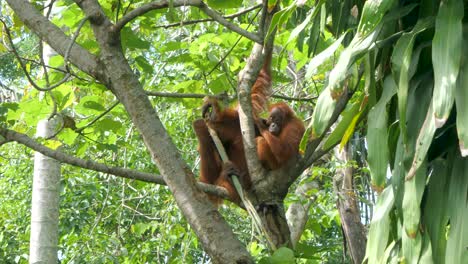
[391,18,433,146]
[75,96,105,115]
[266,4,296,41]
[431,0,463,127]
[419,233,434,264]
[309,87,336,138]
[358,0,396,36]
[122,28,151,50]
[135,56,154,74]
[322,93,366,150]
[406,101,436,180]
[445,153,468,264]
[96,118,122,133]
[206,0,242,9]
[402,230,422,264]
[455,29,468,156]
[327,27,381,99]
[402,161,426,237]
[287,10,313,45]
[270,247,295,264]
[405,75,433,158]
[322,99,360,150]
[381,241,396,264]
[423,159,449,263]
[364,186,395,264]
[367,77,397,190]
[287,1,324,46]
[305,32,347,79]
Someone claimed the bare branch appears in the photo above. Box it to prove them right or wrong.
[5,0,103,80]
[145,91,230,100]
[155,4,262,29]
[0,127,229,198]
[272,94,318,102]
[113,0,262,43]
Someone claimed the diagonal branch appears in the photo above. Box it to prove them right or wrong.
[113,0,262,43]
[0,127,229,199]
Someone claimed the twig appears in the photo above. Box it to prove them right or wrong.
[76,101,120,133]
[155,4,262,29]
[113,0,262,43]
[0,17,89,92]
[207,6,261,76]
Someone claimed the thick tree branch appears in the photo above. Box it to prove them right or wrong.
[0,127,229,199]
[113,0,262,43]
[237,2,277,183]
[5,0,104,81]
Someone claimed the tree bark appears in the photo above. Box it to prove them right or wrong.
[30,118,61,263]
[334,144,367,264]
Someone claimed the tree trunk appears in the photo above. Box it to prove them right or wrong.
[334,144,367,264]
[30,118,61,263]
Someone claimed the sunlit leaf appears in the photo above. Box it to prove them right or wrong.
[432,0,463,127]
[367,76,397,190]
[364,186,395,264]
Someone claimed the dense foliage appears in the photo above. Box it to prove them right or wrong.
[0,0,467,263]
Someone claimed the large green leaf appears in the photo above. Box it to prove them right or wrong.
[391,18,433,145]
[402,231,422,264]
[431,0,463,127]
[406,102,436,180]
[327,28,381,99]
[309,87,336,138]
[455,28,468,156]
[364,186,395,263]
[358,0,396,36]
[402,161,426,237]
[367,77,397,190]
[305,32,347,79]
[206,0,242,9]
[423,159,449,264]
[445,152,468,264]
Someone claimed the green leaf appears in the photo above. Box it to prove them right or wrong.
[309,87,336,138]
[445,152,468,264]
[367,76,397,190]
[322,94,364,150]
[423,159,449,264]
[305,32,347,79]
[327,27,380,99]
[96,118,122,133]
[206,0,242,9]
[455,30,468,156]
[402,161,426,237]
[135,56,154,74]
[406,101,436,180]
[358,0,396,36]
[122,28,151,50]
[364,186,395,264]
[418,233,433,263]
[83,100,105,112]
[270,247,295,264]
[402,230,422,264]
[266,4,296,41]
[391,18,433,146]
[431,0,463,127]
